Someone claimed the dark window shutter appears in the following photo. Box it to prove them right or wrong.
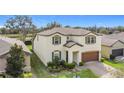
[59,51,61,60]
[52,37,54,44]
[60,37,61,44]
[52,52,54,61]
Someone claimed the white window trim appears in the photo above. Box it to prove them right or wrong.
[53,35,61,45]
[52,50,61,60]
[85,35,96,44]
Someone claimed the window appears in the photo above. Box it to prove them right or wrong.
[52,50,61,60]
[52,35,61,45]
[85,35,96,44]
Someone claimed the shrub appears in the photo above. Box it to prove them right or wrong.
[79,61,84,66]
[47,59,76,72]
[73,61,77,65]
[110,55,115,60]
[20,72,32,78]
[101,58,105,62]
[47,62,54,68]
[59,60,66,66]
[65,62,76,69]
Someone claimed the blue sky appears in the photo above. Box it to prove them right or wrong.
[0,15,124,28]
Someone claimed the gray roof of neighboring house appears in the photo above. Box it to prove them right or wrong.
[102,36,118,47]
[102,32,124,46]
[38,27,92,36]
[0,37,31,56]
[63,40,83,48]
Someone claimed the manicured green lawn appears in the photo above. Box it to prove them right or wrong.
[27,44,98,78]
[55,69,98,78]
[103,59,124,70]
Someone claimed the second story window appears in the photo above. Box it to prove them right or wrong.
[85,35,96,44]
[52,35,61,45]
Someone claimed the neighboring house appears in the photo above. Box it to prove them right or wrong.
[101,32,124,59]
[33,27,101,65]
[0,37,31,73]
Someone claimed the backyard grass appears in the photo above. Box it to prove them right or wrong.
[27,45,32,51]
[0,34,33,38]
[103,59,124,70]
[0,34,33,42]
[27,44,98,78]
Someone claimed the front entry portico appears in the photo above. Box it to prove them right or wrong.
[65,50,81,64]
[63,41,82,64]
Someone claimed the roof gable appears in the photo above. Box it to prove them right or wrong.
[102,36,124,47]
[63,40,83,48]
[38,27,91,36]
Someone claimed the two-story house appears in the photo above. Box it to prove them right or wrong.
[33,27,101,65]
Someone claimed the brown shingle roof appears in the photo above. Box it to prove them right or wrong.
[0,37,31,56]
[63,40,83,48]
[38,27,91,36]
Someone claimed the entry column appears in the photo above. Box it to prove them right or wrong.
[68,51,73,63]
[78,51,82,63]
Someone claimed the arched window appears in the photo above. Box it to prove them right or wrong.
[52,50,61,60]
[52,35,61,45]
[85,35,96,44]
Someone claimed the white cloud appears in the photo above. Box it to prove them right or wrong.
[0,26,4,28]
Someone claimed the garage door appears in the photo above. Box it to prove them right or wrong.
[82,51,99,62]
[112,49,123,57]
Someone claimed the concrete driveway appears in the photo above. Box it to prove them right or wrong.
[76,61,118,78]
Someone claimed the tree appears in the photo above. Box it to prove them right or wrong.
[46,21,61,29]
[64,25,71,28]
[116,26,124,32]
[30,24,37,37]
[98,27,109,34]
[5,16,35,41]
[0,27,6,34]
[73,26,82,29]
[6,44,25,77]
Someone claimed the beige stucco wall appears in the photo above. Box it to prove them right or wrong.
[101,41,124,59]
[33,33,101,65]
[101,45,111,59]
[0,56,7,73]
